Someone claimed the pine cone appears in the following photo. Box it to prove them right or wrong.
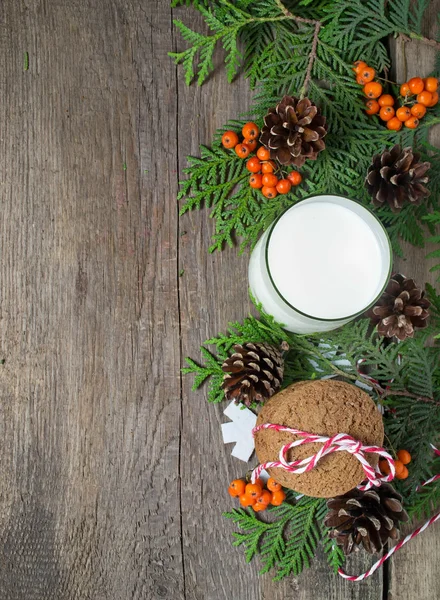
[324,484,409,555]
[366,145,430,212]
[221,342,287,407]
[259,95,327,167]
[367,273,430,341]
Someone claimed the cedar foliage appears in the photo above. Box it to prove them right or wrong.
[173,0,440,581]
[183,287,440,578]
[171,0,440,256]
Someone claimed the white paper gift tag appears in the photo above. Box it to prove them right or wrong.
[221,401,257,463]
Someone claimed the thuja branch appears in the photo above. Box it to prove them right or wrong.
[273,0,317,25]
[273,0,321,97]
[300,21,321,97]
[375,387,440,407]
[298,345,440,407]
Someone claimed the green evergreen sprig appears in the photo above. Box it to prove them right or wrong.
[224,494,345,580]
[173,0,440,581]
[172,0,440,253]
[184,288,440,578]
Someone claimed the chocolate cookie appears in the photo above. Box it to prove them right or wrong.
[254,380,384,498]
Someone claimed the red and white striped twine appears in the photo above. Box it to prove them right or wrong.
[251,423,396,489]
[338,511,440,581]
[338,444,440,581]
[251,425,440,581]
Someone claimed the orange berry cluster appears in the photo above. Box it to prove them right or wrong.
[221,123,302,199]
[221,122,259,157]
[379,449,412,481]
[228,477,286,512]
[353,61,438,132]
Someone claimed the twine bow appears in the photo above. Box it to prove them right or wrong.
[251,423,395,489]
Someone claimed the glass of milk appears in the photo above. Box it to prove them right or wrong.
[248,194,392,333]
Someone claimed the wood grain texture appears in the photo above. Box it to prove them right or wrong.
[0,1,183,599]
[175,7,260,599]
[0,0,438,599]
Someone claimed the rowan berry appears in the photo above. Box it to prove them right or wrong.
[221,130,239,149]
[287,171,302,186]
[423,77,438,92]
[395,106,411,122]
[379,106,395,121]
[404,116,419,129]
[244,138,257,152]
[249,174,263,189]
[228,479,246,497]
[256,146,271,161]
[235,143,251,159]
[364,81,383,99]
[411,103,427,119]
[379,459,391,475]
[245,482,263,498]
[256,490,273,506]
[246,157,261,173]
[395,465,409,480]
[262,186,277,199]
[261,160,276,174]
[262,173,278,187]
[408,77,424,95]
[357,66,375,85]
[397,449,412,465]
[267,478,282,492]
[394,460,405,476]
[365,99,380,115]
[242,122,259,140]
[387,117,403,131]
[429,91,439,106]
[352,61,368,74]
[276,179,292,194]
[378,94,395,107]
[270,490,286,506]
[252,502,266,512]
[417,90,433,106]
[400,83,411,97]
[240,493,256,507]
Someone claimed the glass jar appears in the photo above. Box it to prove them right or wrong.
[248,194,392,333]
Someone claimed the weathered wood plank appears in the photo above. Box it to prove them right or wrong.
[174,7,261,599]
[0,1,183,598]
[389,3,440,599]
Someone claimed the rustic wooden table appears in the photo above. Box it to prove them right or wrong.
[0,1,439,599]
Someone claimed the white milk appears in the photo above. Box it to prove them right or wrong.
[248,195,392,333]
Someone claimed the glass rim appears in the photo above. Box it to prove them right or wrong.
[264,194,393,322]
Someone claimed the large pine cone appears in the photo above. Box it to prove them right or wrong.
[324,484,409,555]
[259,95,327,167]
[367,273,430,340]
[221,342,287,407]
[366,145,430,212]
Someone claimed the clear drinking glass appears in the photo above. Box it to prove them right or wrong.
[248,194,392,333]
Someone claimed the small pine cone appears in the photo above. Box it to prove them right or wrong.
[221,342,287,407]
[259,95,327,167]
[366,145,430,212]
[324,484,409,555]
[367,274,430,341]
